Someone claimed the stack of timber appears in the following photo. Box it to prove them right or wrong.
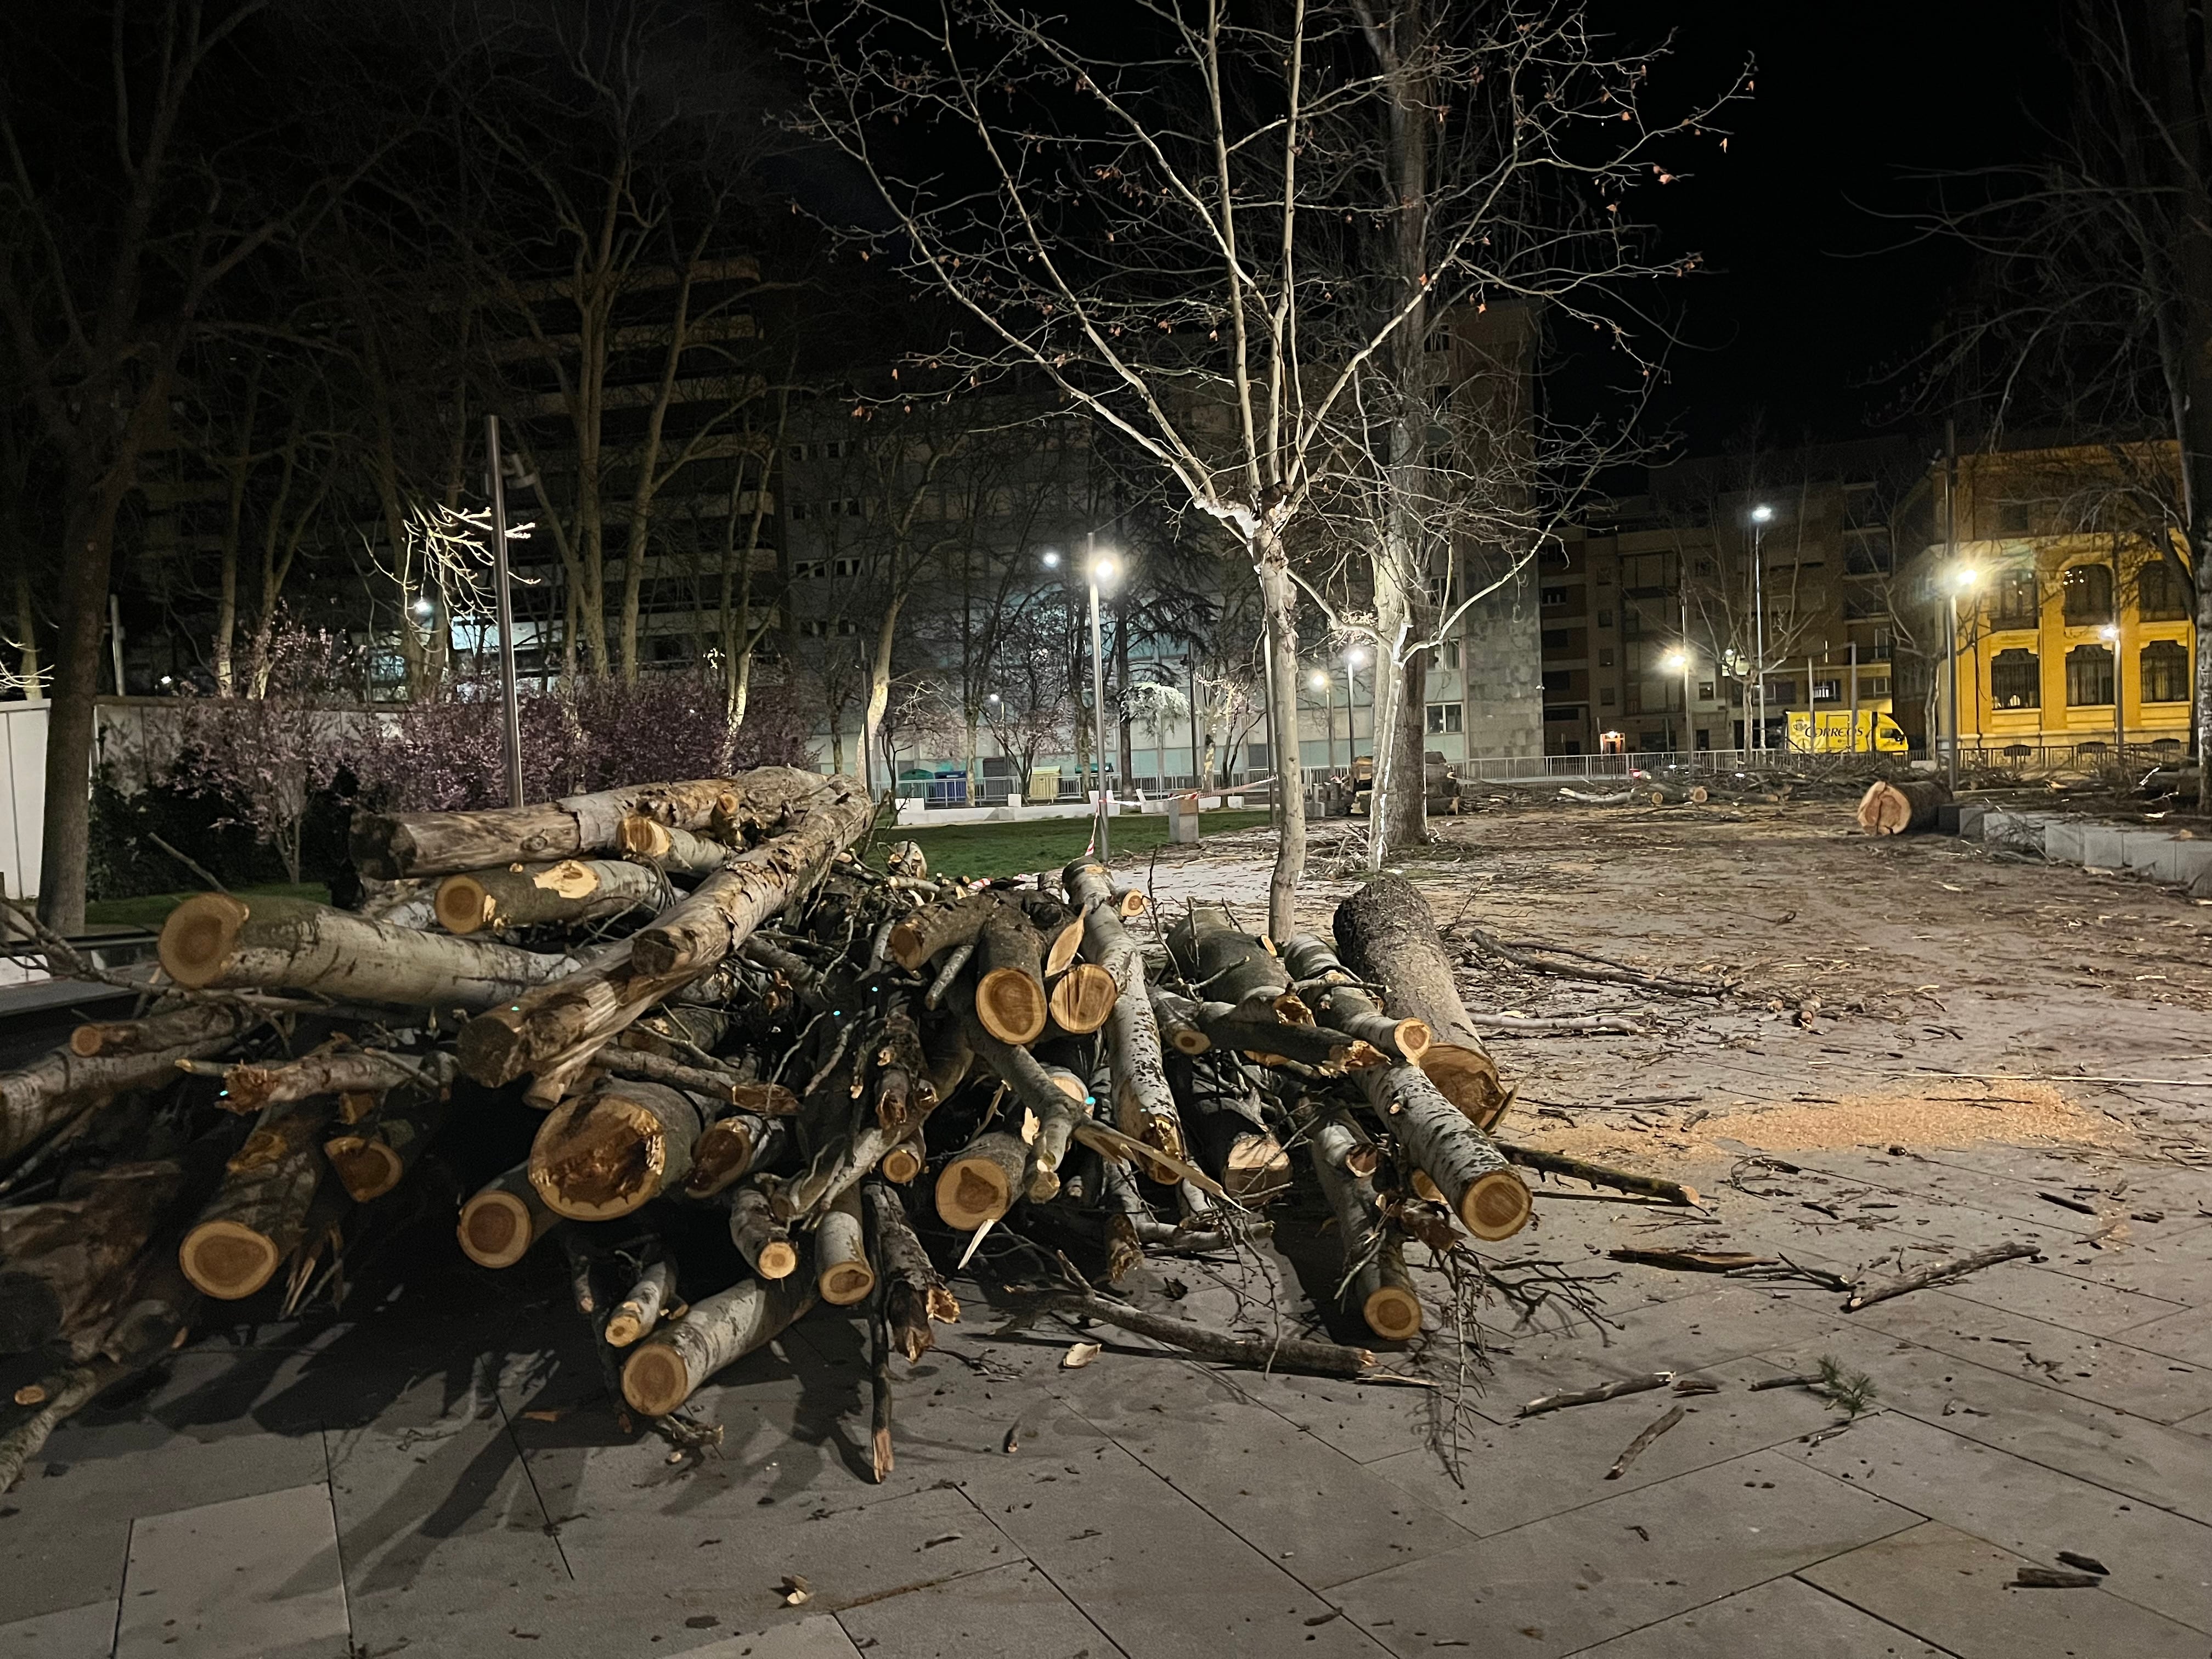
[0,765,1690,1489]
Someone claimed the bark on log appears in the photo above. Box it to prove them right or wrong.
[1355,1063,1530,1241]
[681,1111,791,1199]
[219,1046,455,1118]
[352,773,790,881]
[933,1131,1029,1230]
[973,902,1048,1045]
[619,1274,816,1417]
[435,859,667,936]
[323,1077,450,1203]
[159,894,573,1010]
[1064,860,1185,1163]
[728,1180,799,1279]
[1857,777,1953,837]
[1306,1110,1423,1341]
[3,1034,236,1169]
[605,1260,678,1347]
[1844,1240,2036,1311]
[616,815,734,878]
[887,893,998,971]
[1170,1056,1291,1206]
[813,1187,876,1306]
[69,1001,253,1059]
[0,1147,218,1353]
[1332,876,1509,1126]
[179,1102,336,1299]
[457,1164,560,1268]
[596,1048,793,1114]
[1496,1142,1701,1207]
[1165,901,1299,1015]
[461,779,872,1088]
[863,1183,956,1361]
[1047,963,1118,1035]
[528,1077,715,1221]
[1146,988,1380,1071]
[1278,935,1432,1063]
[953,1002,1087,1199]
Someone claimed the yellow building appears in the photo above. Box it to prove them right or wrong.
[1898,443,2197,759]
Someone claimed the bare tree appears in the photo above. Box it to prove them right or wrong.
[791,0,1734,930]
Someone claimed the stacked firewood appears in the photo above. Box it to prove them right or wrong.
[0,765,1663,1489]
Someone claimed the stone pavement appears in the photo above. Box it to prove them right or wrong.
[3,1131,2209,1659]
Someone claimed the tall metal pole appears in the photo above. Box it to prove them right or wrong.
[1945,419,1960,789]
[1848,640,1859,754]
[1679,582,1694,755]
[1086,532,1111,859]
[1750,516,1767,754]
[486,415,524,809]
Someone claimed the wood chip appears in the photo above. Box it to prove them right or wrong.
[12,1386,46,1408]
[1060,1341,1102,1369]
[778,1574,811,1605]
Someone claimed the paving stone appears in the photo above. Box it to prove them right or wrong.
[958,1434,1381,1656]
[1844,1286,2212,1424]
[1909,1262,2188,1338]
[0,1421,327,1627]
[834,1560,1116,1658]
[2111,1308,2212,1370]
[1566,1574,1949,1658]
[1782,1409,2212,1634]
[1367,1375,1830,1538]
[1801,1520,2208,1658]
[1326,1449,1918,1658]
[0,1599,117,1659]
[678,1615,866,1657]
[115,1481,350,1659]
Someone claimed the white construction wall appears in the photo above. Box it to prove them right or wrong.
[0,699,45,908]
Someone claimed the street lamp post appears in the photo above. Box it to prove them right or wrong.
[485,416,524,809]
[2101,622,2124,763]
[1085,534,1117,859]
[1343,648,1365,772]
[1946,566,1979,789]
[1749,504,1773,754]
[1662,648,1690,755]
[1311,672,1335,771]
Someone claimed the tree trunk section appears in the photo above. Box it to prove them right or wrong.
[322,1079,450,1203]
[1855,778,1951,836]
[2,1034,235,1169]
[933,1131,1028,1230]
[727,1180,799,1279]
[527,1077,714,1222]
[1305,1109,1423,1341]
[179,1102,337,1300]
[973,902,1048,1045]
[864,1182,956,1361]
[888,893,997,971]
[219,1047,455,1118]
[813,1187,875,1307]
[457,1164,561,1268]
[680,1111,791,1199]
[605,1259,678,1348]
[435,859,667,935]
[1047,964,1118,1035]
[1254,538,1307,941]
[1064,861,1184,1163]
[1331,876,1508,1125]
[616,815,734,878]
[69,1002,252,1059]
[1165,901,1299,1015]
[1278,934,1432,1062]
[1355,1062,1530,1241]
[619,1274,816,1418]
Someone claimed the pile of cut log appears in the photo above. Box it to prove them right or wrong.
[0,766,1657,1488]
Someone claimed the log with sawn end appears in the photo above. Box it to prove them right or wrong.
[620,1274,816,1418]
[1064,860,1185,1163]
[457,1164,561,1268]
[435,859,669,935]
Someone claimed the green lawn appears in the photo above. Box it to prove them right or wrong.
[873,808,1273,882]
[85,882,326,932]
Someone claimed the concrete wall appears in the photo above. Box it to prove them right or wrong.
[1459,548,1544,758]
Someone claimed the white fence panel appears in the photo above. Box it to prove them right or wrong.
[0,699,46,907]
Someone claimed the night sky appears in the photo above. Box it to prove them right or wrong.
[1609,0,2070,452]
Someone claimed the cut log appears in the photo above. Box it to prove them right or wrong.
[1171,1053,1290,1206]
[1165,901,1297,1014]
[457,1164,561,1268]
[1047,963,1118,1035]
[1306,1110,1423,1341]
[680,1112,791,1198]
[933,1131,1029,1231]
[616,815,734,877]
[597,1048,794,1113]
[160,894,573,1010]
[1063,860,1185,1163]
[461,778,873,1088]
[887,893,998,972]
[728,1180,798,1279]
[1355,1063,1530,1240]
[218,1046,455,1118]
[69,1001,253,1059]
[605,1259,678,1347]
[1278,935,1432,1063]
[1146,988,1379,1071]
[1332,876,1509,1126]
[863,1183,956,1361]
[434,859,667,935]
[1857,777,1953,837]
[2,1032,238,1169]
[527,1077,715,1221]
[619,1273,816,1417]
[973,902,1048,1045]
[178,1101,337,1300]
[951,1002,1087,1200]
[321,1076,450,1203]
[813,1187,876,1306]
[352,772,806,881]
[0,1147,217,1354]
[878,1137,924,1185]
[1497,1142,1700,1207]
[1844,1240,2036,1311]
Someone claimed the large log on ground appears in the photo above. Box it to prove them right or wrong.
[2,1032,238,1169]
[159,894,573,1010]
[619,1274,816,1417]
[1857,777,1952,836]
[457,1164,560,1268]
[1165,901,1301,1016]
[1331,876,1509,1126]
[1063,861,1184,1162]
[178,1102,337,1300]
[0,1146,220,1353]
[435,859,669,935]
[1304,1108,1423,1341]
[1353,1062,1530,1241]
[1277,935,1432,1063]
[527,1077,715,1221]
[352,771,822,881]
[69,1001,253,1059]
[460,777,873,1088]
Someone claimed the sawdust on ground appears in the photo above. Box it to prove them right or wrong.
[1513,1078,2132,1171]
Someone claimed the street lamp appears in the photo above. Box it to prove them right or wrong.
[1309,671,1336,771]
[1662,648,1690,754]
[1748,504,1773,753]
[1041,551,1060,569]
[1084,536,1119,856]
[1945,565,1979,788]
[2100,621,2124,759]
[411,597,434,618]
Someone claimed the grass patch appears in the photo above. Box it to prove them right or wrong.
[876,809,1272,882]
[85,883,327,932]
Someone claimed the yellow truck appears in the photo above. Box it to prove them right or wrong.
[1786,709,1909,753]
